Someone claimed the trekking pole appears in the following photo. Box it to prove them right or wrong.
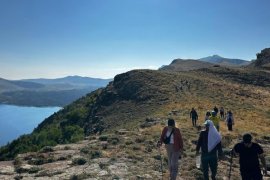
[228,150,233,180]
[158,146,163,180]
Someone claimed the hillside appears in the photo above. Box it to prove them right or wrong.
[160,59,214,71]
[0,76,112,106]
[0,67,270,179]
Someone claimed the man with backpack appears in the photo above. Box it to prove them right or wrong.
[226,110,234,131]
[232,133,268,180]
[157,118,184,180]
[190,107,198,127]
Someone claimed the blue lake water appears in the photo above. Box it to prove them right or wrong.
[0,104,61,147]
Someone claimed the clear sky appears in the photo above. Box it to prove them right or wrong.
[1,0,270,79]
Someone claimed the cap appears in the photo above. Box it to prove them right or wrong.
[211,111,217,116]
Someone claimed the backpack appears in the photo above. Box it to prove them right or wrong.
[227,116,232,124]
[163,129,174,144]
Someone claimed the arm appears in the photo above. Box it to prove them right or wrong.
[158,127,167,147]
[196,132,203,155]
[216,142,223,158]
[259,153,267,175]
[178,129,184,151]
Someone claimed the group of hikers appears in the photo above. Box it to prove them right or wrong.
[157,106,268,180]
[190,106,234,131]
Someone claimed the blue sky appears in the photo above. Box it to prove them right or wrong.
[0,0,270,79]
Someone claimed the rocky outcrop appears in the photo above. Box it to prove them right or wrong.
[250,48,270,69]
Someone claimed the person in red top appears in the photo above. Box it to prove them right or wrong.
[157,118,184,180]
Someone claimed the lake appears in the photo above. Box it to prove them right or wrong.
[0,104,61,147]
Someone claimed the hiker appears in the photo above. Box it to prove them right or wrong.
[157,118,184,180]
[225,110,234,131]
[232,133,267,180]
[220,107,225,119]
[213,106,218,114]
[196,120,223,180]
[190,108,198,127]
[210,111,220,131]
[205,111,211,121]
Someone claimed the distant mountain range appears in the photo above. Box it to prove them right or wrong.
[198,55,250,66]
[160,55,251,72]
[0,76,112,106]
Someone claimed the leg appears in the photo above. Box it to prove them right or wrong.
[241,171,252,180]
[250,169,263,180]
[165,145,173,178]
[170,150,180,180]
[209,156,218,180]
[228,124,232,131]
[201,155,209,180]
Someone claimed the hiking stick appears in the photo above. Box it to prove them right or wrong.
[228,151,233,180]
[158,147,163,180]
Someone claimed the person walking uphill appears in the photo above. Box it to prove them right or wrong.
[190,108,198,127]
[225,110,234,131]
[196,120,223,180]
[232,133,267,180]
[157,118,184,180]
[210,111,220,131]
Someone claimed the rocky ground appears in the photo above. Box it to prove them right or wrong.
[1,116,270,180]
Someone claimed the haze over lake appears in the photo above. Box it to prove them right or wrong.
[0,104,61,146]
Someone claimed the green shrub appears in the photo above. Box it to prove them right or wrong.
[99,136,108,141]
[90,150,102,159]
[40,146,54,153]
[72,157,87,165]
[125,140,133,145]
[80,147,90,154]
[132,145,141,151]
[135,137,145,143]
[28,167,41,174]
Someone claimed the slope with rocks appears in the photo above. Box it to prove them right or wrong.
[160,59,214,71]
[0,66,270,179]
[249,48,270,70]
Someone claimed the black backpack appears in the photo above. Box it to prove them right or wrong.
[163,129,174,144]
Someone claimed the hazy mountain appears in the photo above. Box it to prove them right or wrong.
[198,55,250,66]
[0,76,112,106]
[23,75,112,88]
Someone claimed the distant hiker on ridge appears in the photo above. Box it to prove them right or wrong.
[190,107,198,127]
[225,110,234,131]
[157,118,184,180]
[219,107,225,119]
[210,111,220,131]
[232,133,268,179]
[196,120,223,180]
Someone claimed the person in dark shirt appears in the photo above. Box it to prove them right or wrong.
[196,120,223,180]
[213,106,218,114]
[190,107,198,127]
[233,133,267,180]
